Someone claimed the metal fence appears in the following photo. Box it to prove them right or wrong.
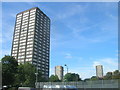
[37,79,119,89]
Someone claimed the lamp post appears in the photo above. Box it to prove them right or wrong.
[35,68,38,88]
[64,64,68,74]
[35,55,39,88]
[35,58,38,88]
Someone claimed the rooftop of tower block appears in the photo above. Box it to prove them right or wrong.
[16,7,50,20]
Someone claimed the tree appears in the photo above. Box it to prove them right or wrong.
[90,76,99,81]
[49,75,60,82]
[112,70,120,79]
[113,70,120,75]
[15,62,44,87]
[84,78,90,82]
[104,72,113,80]
[2,55,18,86]
[1,55,46,87]
[63,73,81,82]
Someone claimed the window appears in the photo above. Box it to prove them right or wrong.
[28,29,34,32]
[30,9,36,12]
[23,11,29,15]
[39,54,41,56]
[34,48,37,51]
[13,48,17,51]
[23,18,28,21]
[21,25,27,29]
[23,15,29,18]
[13,41,18,44]
[28,35,34,38]
[20,43,26,46]
[29,23,34,26]
[16,27,20,30]
[16,21,21,24]
[12,53,17,56]
[13,44,18,47]
[29,18,35,21]
[27,38,33,41]
[30,17,35,20]
[27,48,33,51]
[27,44,33,48]
[26,55,32,58]
[38,57,41,59]
[23,19,28,22]
[14,35,19,38]
[16,17,22,22]
[29,20,35,24]
[34,44,37,48]
[22,22,28,25]
[14,38,19,42]
[18,60,21,62]
[17,14,22,17]
[26,51,32,54]
[29,31,34,34]
[19,52,25,56]
[18,55,25,59]
[29,25,34,29]
[19,39,26,43]
[27,41,33,44]
[30,14,35,18]
[19,49,25,52]
[19,46,25,49]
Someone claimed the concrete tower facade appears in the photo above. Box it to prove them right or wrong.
[55,66,64,80]
[96,65,103,78]
[11,7,50,78]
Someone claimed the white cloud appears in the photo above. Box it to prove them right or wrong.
[69,67,95,80]
[64,53,72,59]
[101,58,118,66]
[105,12,117,21]
[66,17,117,43]
[10,13,16,18]
[93,61,101,68]
[54,4,88,21]
[64,57,118,79]
[92,58,118,75]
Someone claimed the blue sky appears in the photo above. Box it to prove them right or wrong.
[1,2,118,79]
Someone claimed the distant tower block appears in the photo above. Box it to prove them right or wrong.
[96,65,103,78]
[55,66,64,80]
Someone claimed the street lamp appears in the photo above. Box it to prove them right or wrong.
[35,55,39,88]
[64,64,68,74]
[35,66,38,88]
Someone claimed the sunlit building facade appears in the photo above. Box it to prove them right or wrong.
[55,66,64,80]
[96,65,103,78]
[11,7,50,79]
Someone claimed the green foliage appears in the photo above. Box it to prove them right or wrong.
[2,55,18,86]
[90,76,98,81]
[63,73,81,82]
[103,70,120,80]
[89,70,120,81]
[49,75,60,82]
[104,72,113,80]
[84,78,90,81]
[112,70,120,79]
[15,63,36,87]
[15,63,46,87]
[1,55,46,87]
